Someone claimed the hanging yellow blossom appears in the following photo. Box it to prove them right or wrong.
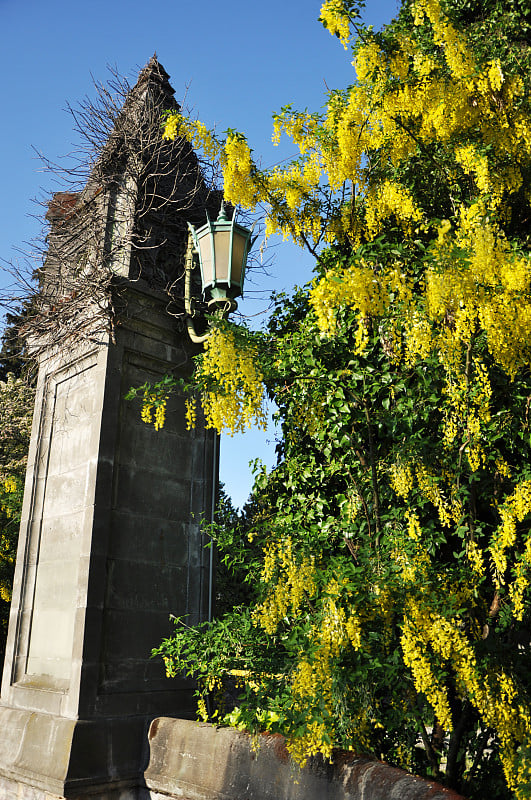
[320,0,351,49]
[254,536,316,634]
[185,397,197,431]
[221,133,259,209]
[141,388,169,432]
[195,325,267,436]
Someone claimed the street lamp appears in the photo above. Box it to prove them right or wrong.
[185,202,256,343]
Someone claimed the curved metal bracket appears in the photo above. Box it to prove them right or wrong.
[184,231,210,344]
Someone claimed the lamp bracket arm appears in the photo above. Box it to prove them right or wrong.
[185,229,210,344]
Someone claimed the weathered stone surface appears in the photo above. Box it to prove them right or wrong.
[0,278,215,799]
[144,718,468,800]
[0,57,218,794]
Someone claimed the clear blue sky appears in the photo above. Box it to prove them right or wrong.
[0,0,399,508]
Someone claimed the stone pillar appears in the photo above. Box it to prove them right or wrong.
[0,282,216,799]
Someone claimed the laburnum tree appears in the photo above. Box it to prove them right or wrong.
[152,0,531,796]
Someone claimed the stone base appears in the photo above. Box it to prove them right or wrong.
[0,774,145,800]
[0,707,151,800]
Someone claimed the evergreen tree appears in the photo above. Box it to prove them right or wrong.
[0,308,28,382]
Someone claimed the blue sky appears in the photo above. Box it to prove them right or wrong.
[0,0,399,508]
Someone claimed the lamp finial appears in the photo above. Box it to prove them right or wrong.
[217,199,228,222]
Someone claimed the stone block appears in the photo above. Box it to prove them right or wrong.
[107,513,190,565]
[145,718,467,800]
[115,426,194,478]
[100,608,180,664]
[112,466,192,521]
[105,561,189,613]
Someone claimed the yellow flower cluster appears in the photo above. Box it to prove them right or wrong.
[365,181,423,238]
[184,397,197,431]
[197,696,209,722]
[0,475,19,520]
[141,389,168,432]
[466,540,484,577]
[311,260,417,344]
[455,145,497,200]
[389,513,429,583]
[0,584,11,603]
[319,0,350,49]
[221,134,258,209]
[390,461,414,499]
[272,111,317,152]
[355,41,386,82]
[402,311,432,366]
[394,463,461,529]
[426,213,531,380]
[162,114,181,141]
[508,538,531,621]
[402,608,452,728]
[402,594,531,791]
[254,536,316,634]
[441,361,491,471]
[163,113,221,161]
[491,480,531,584]
[154,403,166,431]
[287,719,334,764]
[286,580,365,765]
[389,48,410,82]
[163,114,262,209]
[496,457,512,480]
[342,487,363,521]
[2,476,17,494]
[196,326,267,436]
[413,0,474,78]
[310,259,389,338]
[345,613,362,649]
[405,510,422,542]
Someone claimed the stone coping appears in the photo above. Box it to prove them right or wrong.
[145,717,467,800]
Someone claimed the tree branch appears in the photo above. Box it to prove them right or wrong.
[363,398,382,544]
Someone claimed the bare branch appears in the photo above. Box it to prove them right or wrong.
[8,58,229,363]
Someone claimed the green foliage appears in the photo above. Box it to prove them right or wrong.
[0,307,34,383]
[0,372,34,652]
[154,484,281,725]
[0,308,35,653]
[157,269,531,796]
[154,1,531,797]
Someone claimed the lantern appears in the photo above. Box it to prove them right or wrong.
[188,202,256,312]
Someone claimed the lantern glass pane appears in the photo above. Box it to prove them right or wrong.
[230,232,246,287]
[213,230,231,283]
[198,234,213,287]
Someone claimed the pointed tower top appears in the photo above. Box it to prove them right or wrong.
[135,55,178,110]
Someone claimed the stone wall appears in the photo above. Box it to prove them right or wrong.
[0,283,217,799]
[144,718,468,800]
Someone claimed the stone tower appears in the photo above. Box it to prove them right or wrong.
[0,58,218,799]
